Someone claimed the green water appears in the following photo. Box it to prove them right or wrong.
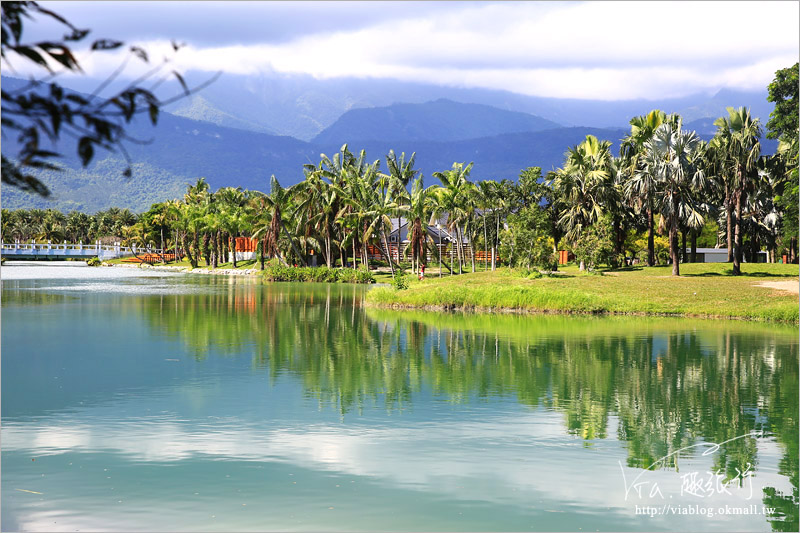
[1,264,797,531]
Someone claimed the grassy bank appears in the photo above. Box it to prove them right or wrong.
[103,257,392,283]
[103,257,259,270]
[366,263,799,323]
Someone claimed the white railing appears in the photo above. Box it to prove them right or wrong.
[1,241,164,260]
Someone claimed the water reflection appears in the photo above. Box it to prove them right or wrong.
[2,276,797,531]
[139,280,797,530]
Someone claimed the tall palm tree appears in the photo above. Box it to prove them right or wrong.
[253,176,306,267]
[476,180,496,271]
[712,107,762,275]
[360,174,401,277]
[642,123,707,276]
[404,176,439,274]
[705,135,734,260]
[295,167,340,268]
[550,135,614,271]
[621,110,679,266]
[216,187,250,268]
[433,162,474,274]
[385,150,419,263]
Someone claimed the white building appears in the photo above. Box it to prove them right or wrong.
[684,248,767,263]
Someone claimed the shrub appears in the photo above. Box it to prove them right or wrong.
[499,206,557,270]
[339,266,375,284]
[262,264,375,284]
[517,268,542,279]
[355,266,376,284]
[392,273,410,290]
[569,215,623,270]
[86,256,101,266]
[337,268,357,284]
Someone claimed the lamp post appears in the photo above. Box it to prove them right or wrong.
[436,222,442,278]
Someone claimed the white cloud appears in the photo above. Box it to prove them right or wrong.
[7,1,799,100]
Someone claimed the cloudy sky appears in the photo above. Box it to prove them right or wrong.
[17,1,800,100]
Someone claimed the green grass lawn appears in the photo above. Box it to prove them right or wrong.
[366,262,799,323]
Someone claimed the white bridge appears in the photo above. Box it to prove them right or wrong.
[1,241,164,261]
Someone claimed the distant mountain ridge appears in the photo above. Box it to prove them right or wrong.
[312,99,561,144]
[35,72,774,141]
[1,75,778,213]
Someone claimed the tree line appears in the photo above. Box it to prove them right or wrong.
[3,64,797,277]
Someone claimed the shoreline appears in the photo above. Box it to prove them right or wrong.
[104,262,261,276]
[364,265,799,324]
[364,301,796,323]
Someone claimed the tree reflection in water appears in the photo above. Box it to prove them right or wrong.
[134,277,797,531]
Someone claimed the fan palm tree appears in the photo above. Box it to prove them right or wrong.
[712,107,762,275]
[621,110,679,266]
[642,124,707,276]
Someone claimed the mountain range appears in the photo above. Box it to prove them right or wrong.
[1,73,777,213]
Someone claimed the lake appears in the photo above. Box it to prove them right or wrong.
[2,262,797,531]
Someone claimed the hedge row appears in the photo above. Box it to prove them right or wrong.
[262,264,375,284]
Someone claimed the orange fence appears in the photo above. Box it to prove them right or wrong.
[234,237,258,252]
[474,251,500,263]
[122,252,178,264]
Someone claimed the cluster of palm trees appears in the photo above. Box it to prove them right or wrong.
[139,147,502,277]
[1,207,137,245]
[551,106,791,275]
[2,106,794,278]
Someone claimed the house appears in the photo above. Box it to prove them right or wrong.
[368,216,470,262]
[229,237,258,262]
[387,216,458,247]
[684,248,767,263]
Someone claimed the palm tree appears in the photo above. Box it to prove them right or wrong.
[216,187,249,268]
[65,211,91,243]
[705,136,734,260]
[201,197,224,268]
[385,150,419,263]
[550,135,614,271]
[621,110,679,266]
[360,174,401,277]
[476,180,496,271]
[641,123,707,276]
[405,176,438,274]
[35,217,65,243]
[180,202,205,268]
[253,175,306,267]
[295,167,340,268]
[433,162,474,275]
[712,107,763,275]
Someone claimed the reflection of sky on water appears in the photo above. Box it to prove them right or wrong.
[2,261,186,281]
[2,374,791,532]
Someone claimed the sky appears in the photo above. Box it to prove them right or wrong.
[12,1,800,100]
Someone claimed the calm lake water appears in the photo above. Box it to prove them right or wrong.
[2,262,797,532]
